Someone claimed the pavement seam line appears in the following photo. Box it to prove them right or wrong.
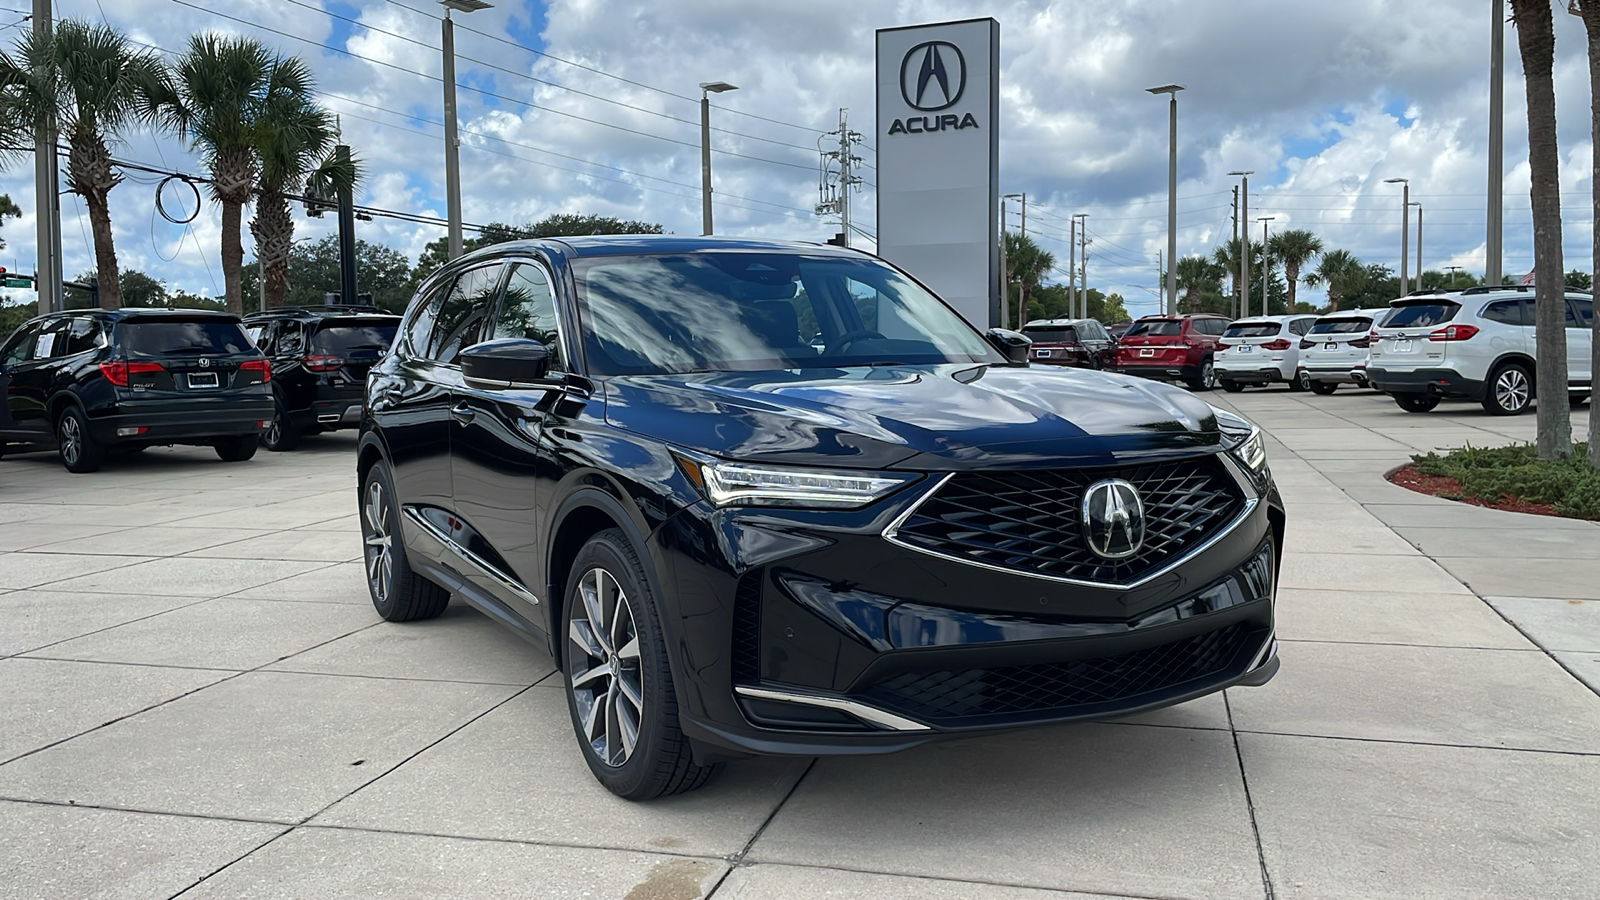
[1224,691,1276,900]
[709,859,1194,900]
[1,594,215,658]
[719,756,818,875]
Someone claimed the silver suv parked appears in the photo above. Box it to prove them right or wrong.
[1367,287,1594,415]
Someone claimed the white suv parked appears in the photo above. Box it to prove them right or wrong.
[1215,315,1320,392]
[1296,308,1387,394]
[1367,287,1594,415]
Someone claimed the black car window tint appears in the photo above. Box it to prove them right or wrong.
[310,322,397,357]
[1,323,42,366]
[1223,323,1281,339]
[1022,326,1079,342]
[1518,298,1538,327]
[64,317,103,355]
[427,264,503,364]
[1481,301,1523,326]
[1385,303,1459,327]
[1309,318,1372,334]
[1291,318,1313,335]
[495,264,564,371]
[118,320,252,355]
[1127,320,1181,337]
[1571,297,1593,327]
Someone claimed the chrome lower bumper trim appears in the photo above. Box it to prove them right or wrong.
[735,685,931,732]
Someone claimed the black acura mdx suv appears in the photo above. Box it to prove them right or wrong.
[1,308,271,472]
[243,306,401,451]
[359,236,1284,800]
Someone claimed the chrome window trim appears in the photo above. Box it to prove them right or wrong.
[881,473,1260,591]
[734,685,931,732]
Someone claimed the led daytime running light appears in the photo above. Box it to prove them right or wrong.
[691,459,912,508]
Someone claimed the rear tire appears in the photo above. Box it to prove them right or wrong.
[1289,370,1310,392]
[56,406,104,473]
[214,434,259,462]
[1187,358,1217,392]
[1309,381,1339,395]
[563,528,721,800]
[360,461,450,622]
[1394,394,1440,413]
[262,394,300,452]
[1220,379,1244,393]
[1481,363,1533,416]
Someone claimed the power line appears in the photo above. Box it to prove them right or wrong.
[170,0,815,172]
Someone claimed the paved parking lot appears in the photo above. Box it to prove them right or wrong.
[2,389,1597,899]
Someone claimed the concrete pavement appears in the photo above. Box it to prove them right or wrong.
[1,388,1596,899]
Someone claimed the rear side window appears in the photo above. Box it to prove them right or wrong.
[311,322,398,357]
[1384,303,1459,328]
[1572,297,1593,327]
[1481,301,1524,326]
[1022,326,1079,343]
[1127,319,1182,337]
[117,320,252,356]
[1,322,41,366]
[1223,323,1282,338]
[1310,317,1373,334]
[63,317,104,355]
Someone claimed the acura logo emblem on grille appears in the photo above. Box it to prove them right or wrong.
[1082,479,1145,560]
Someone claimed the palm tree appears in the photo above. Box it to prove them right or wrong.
[169,35,277,314]
[249,58,354,309]
[1211,238,1263,316]
[1267,228,1324,311]
[1303,248,1368,311]
[1512,0,1571,460]
[1174,255,1223,313]
[1003,232,1054,327]
[1571,0,1600,469]
[0,21,168,308]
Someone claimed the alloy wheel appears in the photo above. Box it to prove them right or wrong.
[264,414,282,447]
[568,566,644,768]
[1494,368,1530,412]
[362,480,394,603]
[1202,361,1217,389]
[59,415,81,467]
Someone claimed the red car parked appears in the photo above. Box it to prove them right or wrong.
[1109,314,1232,391]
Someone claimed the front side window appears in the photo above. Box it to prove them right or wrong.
[572,253,999,375]
[426,264,504,364]
[1,322,42,366]
[495,263,564,371]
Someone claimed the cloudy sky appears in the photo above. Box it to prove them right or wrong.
[1,0,1596,319]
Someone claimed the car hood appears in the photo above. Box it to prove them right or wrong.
[601,364,1226,471]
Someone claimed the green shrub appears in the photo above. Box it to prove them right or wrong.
[1408,443,1600,520]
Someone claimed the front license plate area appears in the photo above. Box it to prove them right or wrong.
[188,372,220,388]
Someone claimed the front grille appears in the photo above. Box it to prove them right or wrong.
[731,570,762,683]
[889,456,1244,585]
[861,622,1255,725]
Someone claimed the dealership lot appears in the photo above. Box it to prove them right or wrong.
[1,391,1597,900]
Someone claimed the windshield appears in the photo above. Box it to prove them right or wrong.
[1223,323,1282,338]
[118,320,251,356]
[1385,303,1459,328]
[1022,326,1079,343]
[312,322,398,356]
[572,252,1000,375]
[1310,317,1373,334]
[1126,320,1182,337]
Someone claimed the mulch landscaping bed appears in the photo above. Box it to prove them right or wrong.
[1388,464,1565,518]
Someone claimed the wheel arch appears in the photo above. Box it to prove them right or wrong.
[1486,352,1538,396]
[544,481,663,666]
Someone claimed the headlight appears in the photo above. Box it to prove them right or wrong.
[676,454,917,509]
[1211,406,1267,474]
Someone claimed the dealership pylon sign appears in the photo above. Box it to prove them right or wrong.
[876,18,999,328]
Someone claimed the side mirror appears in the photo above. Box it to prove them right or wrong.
[984,328,1031,366]
[461,338,553,388]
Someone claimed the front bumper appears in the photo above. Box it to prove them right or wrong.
[649,458,1285,760]
[1366,367,1484,400]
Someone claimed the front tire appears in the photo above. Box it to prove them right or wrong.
[1482,363,1533,416]
[564,529,719,800]
[214,434,259,462]
[262,394,300,452]
[1309,380,1338,395]
[57,406,104,473]
[1395,393,1441,413]
[1289,370,1311,392]
[360,461,450,622]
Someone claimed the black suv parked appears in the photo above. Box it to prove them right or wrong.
[243,306,400,450]
[0,308,271,472]
[358,236,1284,800]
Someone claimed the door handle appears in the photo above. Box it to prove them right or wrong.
[450,403,475,425]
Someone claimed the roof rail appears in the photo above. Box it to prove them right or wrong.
[1459,285,1532,295]
[244,304,389,316]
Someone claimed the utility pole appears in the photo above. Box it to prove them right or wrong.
[815,108,863,245]
[1230,171,1252,320]
[1075,214,1088,317]
[1487,0,1504,285]
[336,144,359,307]
[1068,215,1077,319]
[1231,185,1239,310]
[1081,239,1091,317]
[32,0,62,314]
[1386,178,1409,293]
[1413,201,1423,293]
[1259,216,1275,316]
[1017,193,1027,326]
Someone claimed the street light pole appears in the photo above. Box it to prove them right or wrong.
[1487,0,1504,285]
[1446,264,1462,288]
[1411,201,1423,292]
[1074,213,1088,317]
[32,0,62,313]
[699,81,738,235]
[439,0,491,262]
[1385,177,1409,294]
[1229,170,1253,320]
[1068,213,1077,318]
[1148,85,1184,316]
[1259,216,1275,316]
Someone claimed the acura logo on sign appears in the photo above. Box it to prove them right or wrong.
[1082,479,1145,560]
[900,41,966,111]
